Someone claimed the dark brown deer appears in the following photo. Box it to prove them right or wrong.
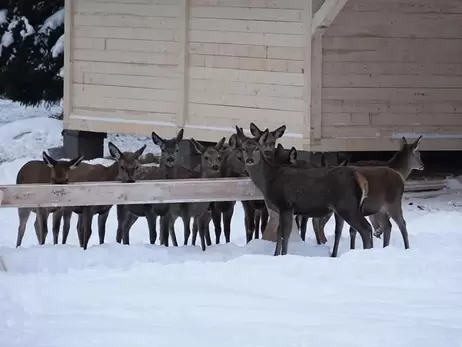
[313,136,424,249]
[234,126,372,256]
[116,129,187,247]
[15,152,84,247]
[181,137,226,251]
[52,142,146,250]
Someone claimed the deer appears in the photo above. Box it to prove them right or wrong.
[234,126,372,257]
[116,129,190,247]
[179,137,226,251]
[51,142,146,250]
[312,136,424,250]
[15,151,84,247]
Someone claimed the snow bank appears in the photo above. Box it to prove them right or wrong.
[39,8,65,33]
[51,33,64,58]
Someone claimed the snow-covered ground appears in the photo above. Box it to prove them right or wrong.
[0,99,462,347]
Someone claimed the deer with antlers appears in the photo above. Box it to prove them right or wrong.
[15,152,84,247]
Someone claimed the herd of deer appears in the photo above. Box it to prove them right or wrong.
[15,122,424,257]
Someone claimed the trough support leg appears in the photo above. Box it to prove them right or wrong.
[262,208,302,242]
[63,130,106,160]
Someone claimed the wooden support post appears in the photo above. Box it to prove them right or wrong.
[177,0,190,131]
[63,0,73,129]
[312,0,349,35]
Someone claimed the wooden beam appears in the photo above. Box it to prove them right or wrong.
[312,0,349,35]
[63,0,74,129]
[302,0,313,151]
[310,32,323,141]
[0,178,449,209]
[176,0,190,130]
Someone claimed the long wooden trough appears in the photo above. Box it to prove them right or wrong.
[0,178,450,208]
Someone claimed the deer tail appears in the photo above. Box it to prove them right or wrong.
[353,171,369,211]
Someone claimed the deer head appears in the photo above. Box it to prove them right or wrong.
[151,129,184,169]
[235,126,267,167]
[191,137,226,176]
[399,136,424,171]
[249,122,286,158]
[225,133,248,176]
[42,152,84,184]
[108,142,146,183]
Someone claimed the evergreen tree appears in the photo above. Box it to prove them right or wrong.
[0,0,64,107]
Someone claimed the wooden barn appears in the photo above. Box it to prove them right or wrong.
[62,0,462,159]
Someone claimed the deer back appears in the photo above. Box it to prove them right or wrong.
[16,161,51,184]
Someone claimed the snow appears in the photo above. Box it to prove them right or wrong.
[39,8,65,33]
[0,9,7,25]
[1,99,462,346]
[51,33,64,58]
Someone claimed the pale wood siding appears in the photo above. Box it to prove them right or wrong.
[186,0,307,147]
[316,0,462,151]
[66,0,184,137]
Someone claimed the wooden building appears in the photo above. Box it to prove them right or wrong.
[63,0,462,157]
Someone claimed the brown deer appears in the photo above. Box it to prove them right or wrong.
[52,142,146,250]
[15,152,84,247]
[117,129,190,247]
[182,137,226,251]
[312,136,424,250]
[234,126,372,256]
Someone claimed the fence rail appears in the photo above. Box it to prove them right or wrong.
[0,178,450,209]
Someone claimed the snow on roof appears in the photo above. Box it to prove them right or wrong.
[39,8,64,33]
[51,33,64,58]
[0,9,7,25]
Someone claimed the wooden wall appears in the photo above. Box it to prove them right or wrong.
[315,0,462,151]
[65,0,309,148]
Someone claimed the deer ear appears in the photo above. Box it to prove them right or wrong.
[320,152,327,167]
[399,136,408,149]
[190,138,206,154]
[258,129,270,146]
[229,134,237,150]
[108,142,123,160]
[289,147,297,164]
[151,130,165,149]
[69,155,84,170]
[235,126,245,147]
[134,144,147,158]
[215,137,226,152]
[249,122,261,137]
[275,143,283,156]
[176,128,184,143]
[42,151,57,168]
[273,125,286,139]
[412,135,423,152]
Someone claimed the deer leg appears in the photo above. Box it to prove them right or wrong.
[368,213,382,239]
[211,207,222,244]
[260,206,269,235]
[82,208,93,250]
[16,208,32,248]
[61,209,72,245]
[242,202,255,243]
[36,208,49,245]
[34,217,40,243]
[254,209,261,239]
[341,211,372,252]
[169,222,179,247]
[223,207,234,243]
[52,209,63,245]
[145,209,158,245]
[122,213,138,245]
[191,216,199,246]
[388,203,409,249]
[182,214,191,246]
[76,214,84,248]
[116,205,126,244]
[198,213,208,252]
[374,213,392,248]
[349,226,357,250]
[317,212,332,245]
[160,214,170,247]
[279,210,294,256]
[98,210,110,245]
[331,213,345,258]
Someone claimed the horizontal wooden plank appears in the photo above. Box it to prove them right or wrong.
[323,37,462,63]
[322,112,371,126]
[74,94,177,114]
[72,108,176,124]
[322,125,381,138]
[343,0,462,14]
[188,103,302,125]
[188,90,304,112]
[189,18,305,35]
[73,61,180,78]
[189,6,304,22]
[75,2,181,17]
[370,113,462,126]
[190,0,305,10]
[74,26,180,41]
[326,11,462,39]
[323,74,462,88]
[322,125,462,139]
[189,67,304,85]
[73,84,178,102]
[73,49,178,66]
[190,54,304,73]
[105,39,179,53]
[73,37,105,50]
[74,13,180,29]
[323,88,462,102]
[323,62,462,76]
[74,72,181,90]
[189,30,304,48]
[323,100,462,114]
[77,0,180,4]
[189,79,304,99]
[0,177,449,208]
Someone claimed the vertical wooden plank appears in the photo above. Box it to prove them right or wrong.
[302,0,313,150]
[63,0,73,128]
[177,0,190,130]
[311,32,323,140]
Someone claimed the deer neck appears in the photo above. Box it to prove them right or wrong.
[387,151,413,179]
[105,161,119,181]
[160,162,177,179]
[245,153,278,196]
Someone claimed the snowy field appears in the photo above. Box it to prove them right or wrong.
[0,100,462,347]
